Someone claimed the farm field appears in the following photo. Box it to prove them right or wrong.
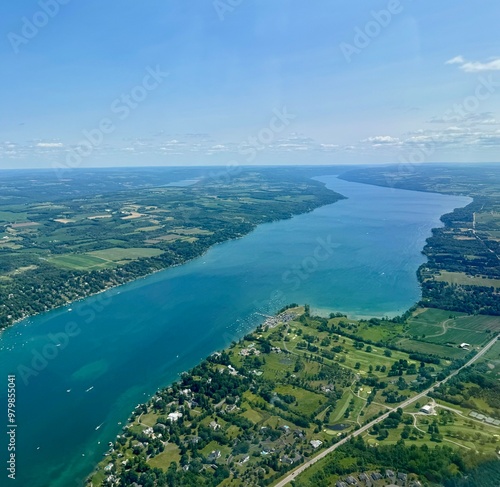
[0,167,342,329]
[436,271,500,289]
[405,307,498,349]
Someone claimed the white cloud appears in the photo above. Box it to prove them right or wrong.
[363,136,401,147]
[461,59,500,72]
[209,144,229,151]
[445,55,465,65]
[446,55,500,72]
[36,142,64,148]
[429,111,499,126]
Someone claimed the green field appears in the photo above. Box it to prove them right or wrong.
[405,308,498,350]
[89,247,163,261]
[48,247,164,270]
[48,254,110,270]
[148,443,181,470]
[274,384,324,417]
[0,210,28,222]
[396,338,467,359]
[436,271,500,289]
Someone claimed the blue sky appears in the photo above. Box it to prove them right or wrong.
[1,0,499,168]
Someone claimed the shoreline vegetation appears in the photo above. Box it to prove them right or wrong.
[87,165,500,486]
[88,303,499,487]
[340,165,500,316]
[0,168,344,332]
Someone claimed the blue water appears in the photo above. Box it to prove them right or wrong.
[0,176,470,487]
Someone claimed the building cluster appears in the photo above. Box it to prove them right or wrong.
[469,410,500,426]
[262,311,297,329]
[239,343,261,356]
[335,470,419,486]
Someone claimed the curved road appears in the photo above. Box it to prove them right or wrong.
[273,335,499,487]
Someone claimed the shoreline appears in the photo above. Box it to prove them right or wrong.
[83,196,473,482]
[4,235,246,334]
[1,174,476,486]
[2,175,471,336]
[1,190,344,335]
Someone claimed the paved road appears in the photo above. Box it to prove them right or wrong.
[273,335,499,487]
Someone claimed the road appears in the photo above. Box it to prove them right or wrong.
[273,334,499,487]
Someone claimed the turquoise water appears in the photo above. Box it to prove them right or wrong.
[0,176,470,486]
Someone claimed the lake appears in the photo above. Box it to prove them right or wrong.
[0,176,470,486]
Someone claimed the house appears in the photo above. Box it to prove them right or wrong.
[238,455,250,465]
[310,439,323,449]
[207,450,221,462]
[294,430,305,439]
[345,475,357,485]
[225,404,239,413]
[358,473,369,482]
[104,463,113,472]
[420,404,433,414]
[281,454,302,465]
[168,411,183,422]
[386,469,395,478]
[336,482,347,487]
[398,472,408,482]
[371,472,383,480]
[459,343,470,349]
[227,365,238,376]
[209,420,221,431]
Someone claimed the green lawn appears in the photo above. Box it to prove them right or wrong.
[329,390,355,423]
[241,403,264,423]
[275,384,324,417]
[148,443,181,470]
